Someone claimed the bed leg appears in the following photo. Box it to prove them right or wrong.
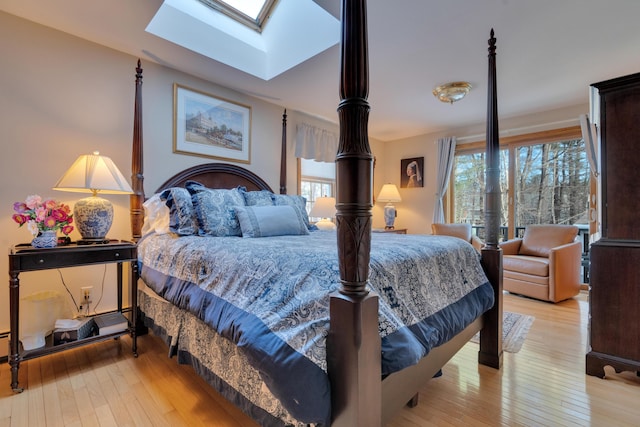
[327,292,382,427]
[479,247,503,369]
[406,393,419,408]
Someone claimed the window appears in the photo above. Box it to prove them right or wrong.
[450,127,590,241]
[198,0,277,32]
[299,158,335,220]
[514,139,589,227]
[453,149,509,240]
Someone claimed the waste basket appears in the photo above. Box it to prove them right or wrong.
[20,290,69,350]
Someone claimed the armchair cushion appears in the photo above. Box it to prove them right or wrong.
[519,224,578,257]
[503,255,549,277]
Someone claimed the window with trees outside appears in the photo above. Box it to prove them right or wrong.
[450,127,591,243]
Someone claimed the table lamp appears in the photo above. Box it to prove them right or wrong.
[309,196,336,231]
[377,184,402,229]
[53,151,133,243]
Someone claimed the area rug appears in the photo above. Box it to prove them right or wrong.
[470,311,534,353]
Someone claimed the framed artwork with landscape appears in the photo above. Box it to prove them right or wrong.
[400,157,424,188]
[173,83,251,163]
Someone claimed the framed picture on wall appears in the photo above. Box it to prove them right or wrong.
[400,157,424,188]
[173,83,251,163]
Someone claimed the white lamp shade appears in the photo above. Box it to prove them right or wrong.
[377,184,401,203]
[53,151,133,195]
[309,196,336,218]
[310,196,336,231]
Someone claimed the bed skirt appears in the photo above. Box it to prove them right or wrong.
[138,284,311,427]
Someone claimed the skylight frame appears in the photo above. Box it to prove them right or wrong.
[198,0,278,32]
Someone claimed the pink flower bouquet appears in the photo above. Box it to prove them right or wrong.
[12,195,74,236]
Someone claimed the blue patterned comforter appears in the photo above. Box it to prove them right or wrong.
[138,232,494,425]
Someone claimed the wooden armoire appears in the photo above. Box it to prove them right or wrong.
[586,72,640,377]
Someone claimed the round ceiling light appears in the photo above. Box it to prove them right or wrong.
[432,81,472,104]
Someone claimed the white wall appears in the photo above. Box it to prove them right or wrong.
[0,12,375,355]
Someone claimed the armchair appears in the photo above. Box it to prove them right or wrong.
[500,224,581,302]
[431,223,484,252]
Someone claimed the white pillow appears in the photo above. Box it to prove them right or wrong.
[141,193,170,236]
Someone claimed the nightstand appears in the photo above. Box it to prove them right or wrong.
[7,240,138,392]
[372,228,407,234]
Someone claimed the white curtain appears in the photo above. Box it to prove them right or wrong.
[295,123,338,163]
[579,114,599,177]
[432,136,457,223]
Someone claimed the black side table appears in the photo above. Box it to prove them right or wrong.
[8,240,138,392]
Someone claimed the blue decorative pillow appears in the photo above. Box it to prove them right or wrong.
[271,194,313,230]
[159,187,197,235]
[241,189,275,206]
[234,205,309,238]
[185,181,246,237]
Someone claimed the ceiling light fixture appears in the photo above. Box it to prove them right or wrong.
[433,81,472,104]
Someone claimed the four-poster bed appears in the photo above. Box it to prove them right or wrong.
[129,1,503,425]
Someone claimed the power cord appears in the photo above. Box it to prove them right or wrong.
[58,264,107,316]
[57,269,79,313]
[92,264,107,314]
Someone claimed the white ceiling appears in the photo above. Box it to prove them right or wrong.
[2,0,640,141]
[146,0,340,80]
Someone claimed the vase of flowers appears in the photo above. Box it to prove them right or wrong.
[30,230,58,248]
[12,195,74,248]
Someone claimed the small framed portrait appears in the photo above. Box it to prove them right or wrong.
[400,157,424,188]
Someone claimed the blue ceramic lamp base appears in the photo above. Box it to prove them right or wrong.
[384,204,397,230]
[74,195,113,243]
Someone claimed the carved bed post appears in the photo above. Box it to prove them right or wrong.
[130,59,145,241]
[479,29,504,369]
[327,0,381,426]
[280,109,287,194]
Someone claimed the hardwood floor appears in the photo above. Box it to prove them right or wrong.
[1,291,639,426]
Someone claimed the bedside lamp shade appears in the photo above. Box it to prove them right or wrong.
[377,184,402,229]
[309,196,336,231]
[53,151,133,243]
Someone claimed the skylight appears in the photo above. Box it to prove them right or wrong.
[199,0,277,32]
[219,0,266,19]
[146,0,339,81]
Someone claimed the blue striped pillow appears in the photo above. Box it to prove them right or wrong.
[234,205,309,238]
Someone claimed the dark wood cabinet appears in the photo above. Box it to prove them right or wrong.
[586,72,640,377]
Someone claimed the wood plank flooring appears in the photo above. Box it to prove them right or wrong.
[1,291,639,426]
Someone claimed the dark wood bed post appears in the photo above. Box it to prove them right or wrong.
[327,1,381,426]
[279,109,287,194]
[131,59,145,241]
[479,29,504,369]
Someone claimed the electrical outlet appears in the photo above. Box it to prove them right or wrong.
[81,286,93,304]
